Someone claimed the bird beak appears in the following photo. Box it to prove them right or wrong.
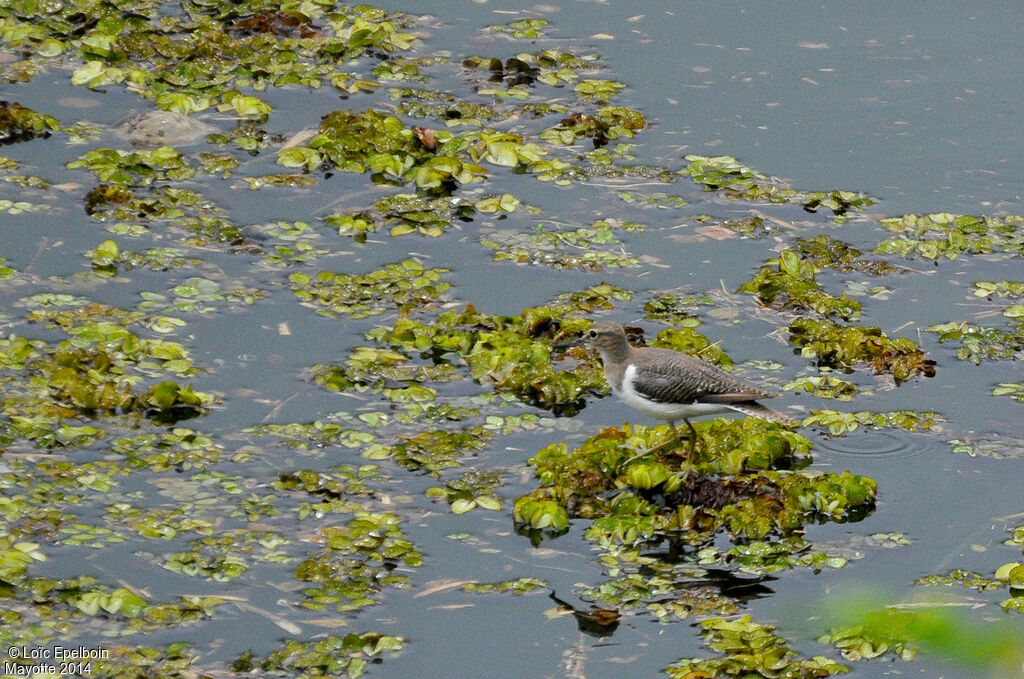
[553,332,586,350]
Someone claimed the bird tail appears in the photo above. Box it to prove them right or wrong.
[729,402,798,426]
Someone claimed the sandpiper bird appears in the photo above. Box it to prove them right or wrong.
[584,321,795,448]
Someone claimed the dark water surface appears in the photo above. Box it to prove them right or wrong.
[2,1,1023,678]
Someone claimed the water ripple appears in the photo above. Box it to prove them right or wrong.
[812,428,927,460]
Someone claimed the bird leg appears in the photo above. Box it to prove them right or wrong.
[683,418,699,452]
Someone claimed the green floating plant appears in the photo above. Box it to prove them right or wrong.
[481,220,639,271]
[294,512,421,613]
[803,409,943,435]
[876,212,1024,261]
[684,155,873,219]
[914,569,1004,592]
[788,318,936,384]
[68,147,195,187]
[0,100,60,142]
[2,306,212,447]
[669,616,849,678]
[376,192,477,237]
[514,422,875,573]
[426,469,503,513]
[462,576,547,594]
[363,427,492,473]
[819,596,1024,672]
[973,280,1024,298]
[643,292,710,326]
[234,633,404,679]
[487,18,549,39]
[739,249,863,321]
[24,3,418,112]
[797,234,905,276]
[783,375,860,401]
[363,284,629,414]
[540,106,646,147]
[928,320,1024,364]
[289,259,450,318]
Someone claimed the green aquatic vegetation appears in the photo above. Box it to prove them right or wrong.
[949,433,1024,459]
[0,538,46,584]
[312,345,458,399]
[488,18,549,39]
[139,277,262,315]
[973,280,1024,298]
[362,285,629,413]
[684,155,873,219]
[295,513,422,612]
[395,95,497,128]
[325,211,376,241]
[83,184,251,248]
[914,569,1004,592]
[540,106,646,147]
[716,214,780,239]
[463,576,547,594]
[235,632,404,679]
[462,129,548,168]
[363,427,492,473]
[697,536,848,574]
[83,643,197,679]
[372,56,431,83]
[669,616,849,678]
[738,249,863,321]
[574,78,625,101]
[106,503,214,540]
[475,192,522,214]
[0,101,59,143]
[586,560,740,622]
[0,256,15,279]
[376,193,476,237]
[481,220,639,271]
[10,2,417,112]
[783,375,860,401]
[282,109,489,192]
[789,317,936,384]
[515,423,873,569]
[289,259,450,318]
[1,310,211,440]
[275,468,380,520]
[797,234,904,276]
[0,197,43,214]
[1006,526,1024,550]
[651,326,735,369]
[993,382,1024,402]
[875,212,1024,261]
[162,548,249,581]
[821,621,916,662]
[207,120,278,154]
[68,147,194,186]
[803,409,943,435]
[643,292,709,325]
[197,151,238,177]
[617,190,688,209]
[111,428,221,472]
[248,421,376,450]
[426,469,503,514]
[464,49,600,90]
[820,597,1024,673]
[927,320,1024,364]
[117,246,202,271]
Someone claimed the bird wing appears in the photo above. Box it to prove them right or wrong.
[630,351,777,404]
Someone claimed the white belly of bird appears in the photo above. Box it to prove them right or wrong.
[616,365,737,421]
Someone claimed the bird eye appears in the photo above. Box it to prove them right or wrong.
[588,329,597,338]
